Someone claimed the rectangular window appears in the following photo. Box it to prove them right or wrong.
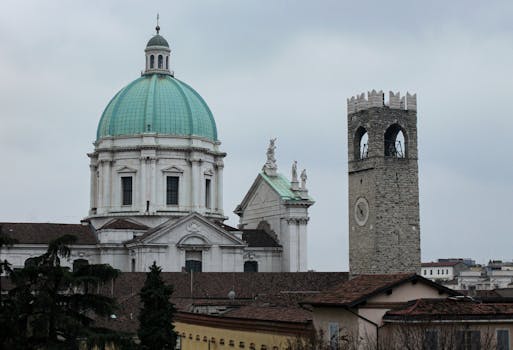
[166,176,179,205]
[498,330,510,350]
[121,176,132,205]
[328,322,339,350]
[456,330,480,350]
[205,178,211,209]
[185,251,202,272]
[423,329,439,350]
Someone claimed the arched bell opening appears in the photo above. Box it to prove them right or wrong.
[384,123,407,158]
[354,126,369,160]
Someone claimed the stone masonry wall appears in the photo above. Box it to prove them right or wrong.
[347,91,421,275]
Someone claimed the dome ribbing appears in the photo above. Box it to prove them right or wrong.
[96,74,217,141]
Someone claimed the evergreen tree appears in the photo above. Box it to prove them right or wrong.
[1,234,135,349]
[138,261,177,350]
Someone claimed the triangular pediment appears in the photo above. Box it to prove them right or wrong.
[235,174,280,214]
[117,166,137,173]
[161,165,184,173]
[129,213,246,247]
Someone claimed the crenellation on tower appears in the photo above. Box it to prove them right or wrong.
[347,90,417,114]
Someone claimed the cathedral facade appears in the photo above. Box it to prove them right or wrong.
[0,27,313,273]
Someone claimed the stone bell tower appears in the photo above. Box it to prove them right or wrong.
[347,90,420,275]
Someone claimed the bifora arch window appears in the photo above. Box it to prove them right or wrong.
[384,123,407,158]
[354,126,369,160]
[150,55,155,69]
[158,55,163,69]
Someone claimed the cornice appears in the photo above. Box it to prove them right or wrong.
[93,145,226,157]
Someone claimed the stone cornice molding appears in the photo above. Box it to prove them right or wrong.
[189,157,203,164]
[284,200,315,207]
[284,217,310,224]
[94,145,226,157]
[139,155,158,161]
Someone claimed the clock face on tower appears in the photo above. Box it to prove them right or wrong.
[354,197,369,226]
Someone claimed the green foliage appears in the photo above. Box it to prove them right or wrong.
[138,261,177,350]
[0,234,135,350]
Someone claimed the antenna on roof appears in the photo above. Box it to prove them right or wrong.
[156,13,160,34]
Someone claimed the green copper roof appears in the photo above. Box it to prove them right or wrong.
[146,34,169,48]
[97,74,217,141]
[259,172,314,201]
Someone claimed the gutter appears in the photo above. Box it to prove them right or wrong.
[344,307,381,350]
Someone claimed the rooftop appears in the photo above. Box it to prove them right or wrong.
[0,222,97,245]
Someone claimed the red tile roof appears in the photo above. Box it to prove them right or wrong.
[302,273,458,307]
[223,305,311,323]
[0,222,97,245]
[242,230,281,248]
[384,298,513,321]
[99,219,148,230]
[421,262,463,267]
[96,272,347,333]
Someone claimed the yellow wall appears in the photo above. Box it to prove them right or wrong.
[175,321,300,350]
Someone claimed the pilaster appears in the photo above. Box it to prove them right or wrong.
[215,160,224,213]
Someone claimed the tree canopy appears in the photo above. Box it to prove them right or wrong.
[0,234,135,349]
[138,261,177,350]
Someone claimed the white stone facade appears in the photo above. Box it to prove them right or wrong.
[87,134,226,228]
[0,30,314,274]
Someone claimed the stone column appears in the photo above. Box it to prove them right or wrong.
[103,160,112,211]
[89,164,97,213]
[97,162,104,212]
[191,158,201,211]
[298,218,309,272]
[150,158,157,212]
[215,160,224,212]
[140,157,147,212]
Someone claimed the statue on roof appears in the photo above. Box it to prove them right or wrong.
[292,161,298,183]
[300,169,307,190]
[263,138,278,176]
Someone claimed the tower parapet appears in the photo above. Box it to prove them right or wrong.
[347,90,417,114]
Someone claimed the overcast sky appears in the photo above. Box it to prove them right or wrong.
[0,1,512,271]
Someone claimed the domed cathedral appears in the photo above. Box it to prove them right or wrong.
[0,25,315,274]
[347,90,421,275]
[88,25,224,228]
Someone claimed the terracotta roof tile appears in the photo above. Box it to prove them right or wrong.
[0,222,97,245]
[302,273,457,307]
[96,272,347,333]
[384,298,513,321]
[421,262,464,267]
[242,230,281,247]
[224,305,311,323]
[99,219,148,230]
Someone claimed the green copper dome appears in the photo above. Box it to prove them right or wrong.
[96,74,218,141]
[146,34,169,48]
